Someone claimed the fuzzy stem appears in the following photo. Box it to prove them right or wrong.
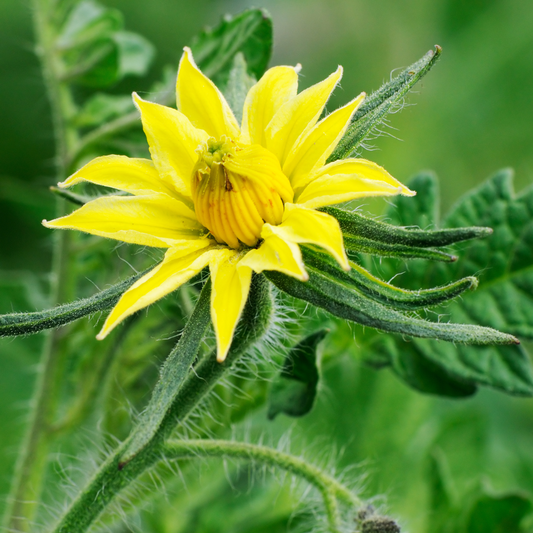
[2,0,78,530]
[161,439,361,532]
[50,275,272,533]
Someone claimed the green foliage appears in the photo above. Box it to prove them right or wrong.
[361,171,533,397]
[223,53,257,123]
[328,45,442,161]
[190,9,272,86]
[428,451,533,533]
[58,0,155,87]
[267,329,327,420]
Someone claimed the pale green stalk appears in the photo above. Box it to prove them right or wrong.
[162,439,362,532]
[2,0,78,530]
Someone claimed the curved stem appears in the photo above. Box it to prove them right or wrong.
[2,0,78,530]
[50,275,272,533]
[161,439,362,533]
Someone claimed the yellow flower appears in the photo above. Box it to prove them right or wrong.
[43,48,414,362]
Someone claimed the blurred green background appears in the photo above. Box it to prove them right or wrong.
[1,0,532,531]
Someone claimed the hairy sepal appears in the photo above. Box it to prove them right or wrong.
[328,45,442,160]
[0,269,149,337]
[302,247,477,311]
[266,268,519,346]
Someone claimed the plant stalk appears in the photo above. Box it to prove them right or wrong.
[2,0,78,530]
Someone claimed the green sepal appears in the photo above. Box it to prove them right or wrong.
[302,247,477,311]
[322,206,492,248]
[267,329,327,420]
[119,280,212,465]
[0,268,150,337]
[190,9,272,86]
[343,236,457,262]
[328,45,442,161]
[50,186,92,206]
[266,268,519,346]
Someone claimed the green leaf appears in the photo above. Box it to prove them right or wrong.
[58,1,154,87]
[328,45,442,161]
[464,491,532,533]
[367,171,533,397]
[74,93,135,128]
[191,9,272,86]
[0,269,149,337]
[372,336,477,398]
[267,330,327,420]
[114,31,155,78]
[57,0,122,50]
[223,53,256,124]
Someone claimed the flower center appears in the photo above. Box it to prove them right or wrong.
[191,136,293,249]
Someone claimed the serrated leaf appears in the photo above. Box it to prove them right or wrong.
[190,9,272,86]
[328,45,441,161]
[267,330,327,420]
[369,171,533,396]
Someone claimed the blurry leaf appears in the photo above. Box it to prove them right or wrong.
[372,336,477,398]
[191,9,272,86]
[366,171,533,397]
[58,1,154,87]
[114,31,155,78]
[223,53,256,124]
[74,93,134,127]
[465,491,532,533]
[267,330,327,420]
[329,45,441,161]
[57,0,122,50]
[63,37,119,87]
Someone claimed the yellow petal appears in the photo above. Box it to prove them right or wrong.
[58,155,177,197]
[43,194,204,247]
[265,66,343,166]
[240,65,299,146]
[295,159,416,208]
[283,93,366,189]
[223,144,294,203]
[273,203,349,270]
[210,251,252,363]
[239,230,308,281]
[133,93,208,199]
[97,240,217,339]
[176,47,240,139]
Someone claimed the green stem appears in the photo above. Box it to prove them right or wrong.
[161,439,361,533]
[2,0,78,530]
[50,275,272,533]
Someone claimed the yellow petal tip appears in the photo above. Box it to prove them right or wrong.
[216,346,230,364]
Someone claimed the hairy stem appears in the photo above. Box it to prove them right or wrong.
[162,439,361,532]
[50,275,272,533]
[2,0,78,530]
